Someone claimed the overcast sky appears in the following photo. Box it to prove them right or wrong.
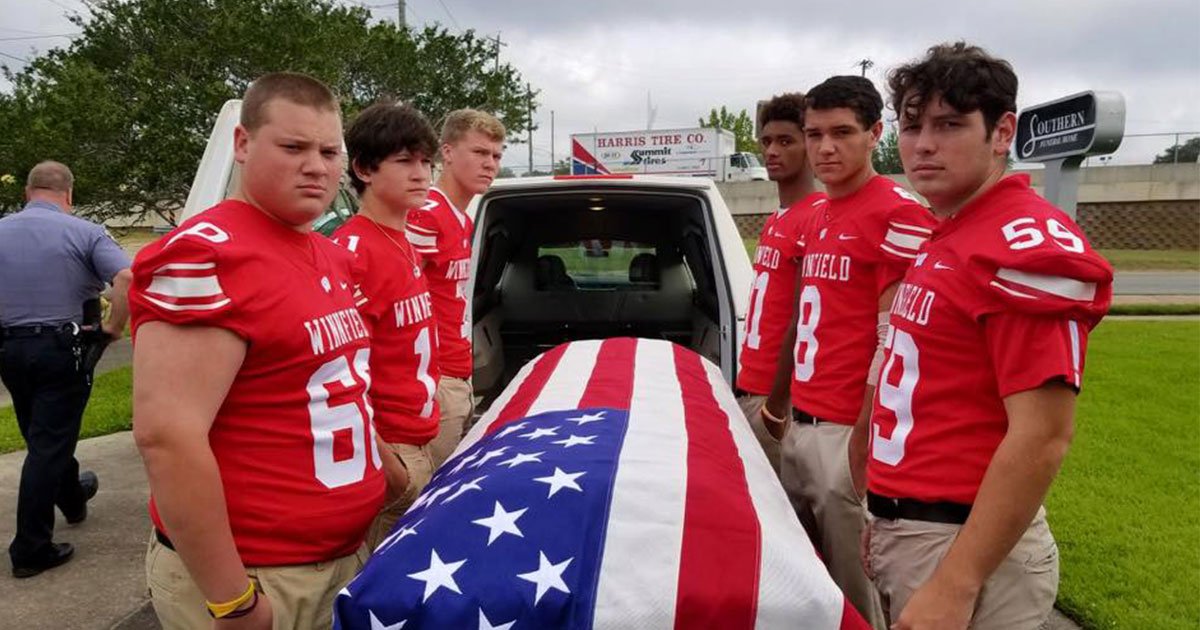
[3,0,1198,169]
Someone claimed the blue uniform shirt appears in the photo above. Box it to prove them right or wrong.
[0,200,132,327]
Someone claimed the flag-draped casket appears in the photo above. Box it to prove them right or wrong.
[334,338,868,629]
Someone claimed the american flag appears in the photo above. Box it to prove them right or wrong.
[334,338,867,629]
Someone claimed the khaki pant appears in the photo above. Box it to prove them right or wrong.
[429,376,473,469]
[362,441,435,553]
[868,506,1059,629]
[735,393,782,477]
[781,421,885,629]
[145,534,360,630]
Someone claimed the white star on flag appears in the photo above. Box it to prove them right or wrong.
[407,550,466,602]
[497,451,544,468]
[411,482,458,511]
[516,551,574,604]
[369,610,406,630]
[472,501,527,545]
[375,518,423,554]
[442,475,487,504]
[551,434,596,448]
[449,453,479,475]
[566,411,605,426]
[533,467,585,498]
[477,609,515,630]
[495,421,529,439]
[520,427,559,440]
[470,447,509,469]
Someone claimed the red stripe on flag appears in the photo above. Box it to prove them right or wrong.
[486,343,569,433]
[576,337,637,409]
[671,344,760,630]
[840,597,872,630]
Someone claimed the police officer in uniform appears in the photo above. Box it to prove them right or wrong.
[0,161,132,577]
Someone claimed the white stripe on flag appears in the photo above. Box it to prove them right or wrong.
[698,360,845,629]
[593,339,688,629]
[995,268,1097,302]
[455,352,549,457]
[524,339,602,417]
[147,274,225,298]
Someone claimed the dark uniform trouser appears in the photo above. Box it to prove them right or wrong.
[0,332,92,565]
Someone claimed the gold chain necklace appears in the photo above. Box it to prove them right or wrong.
[365,214,422,277]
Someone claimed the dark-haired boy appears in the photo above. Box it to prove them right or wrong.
[736,92,825,475]
[763,75,936,628]
[866,42,1112,630]
[333,101,440,552]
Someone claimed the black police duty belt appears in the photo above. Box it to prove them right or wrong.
[0,322,81,338]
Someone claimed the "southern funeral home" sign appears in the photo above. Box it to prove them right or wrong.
[1016,91,1125,218]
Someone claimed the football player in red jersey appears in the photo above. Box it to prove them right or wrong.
[406,109,505,468]
[131,74,402,630]
[865,43,1112,630]
[334,102,442,551]
[736,92,825,476]
[763,76,937,629]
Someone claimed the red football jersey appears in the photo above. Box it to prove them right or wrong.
[334,215,440,445]
[737,192,828,394]
[868,175,1113,504]
[790,176,937,423]
[130,200,386,566]
[406,187,474,378]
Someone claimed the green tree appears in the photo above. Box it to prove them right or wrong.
[1153,137,1200,164]
[0,0,535,222]
[872,126,904,175]
[698,106,758,154]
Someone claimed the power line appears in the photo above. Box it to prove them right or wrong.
[0,33,79,42]
[0,51,30,63]
[435,0,461,31]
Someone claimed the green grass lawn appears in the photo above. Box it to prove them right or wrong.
[1048,320,1200,629]
[1098,248,1200,271]
[0,367,132,454]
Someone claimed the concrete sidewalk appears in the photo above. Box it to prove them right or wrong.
[0,431,158,629]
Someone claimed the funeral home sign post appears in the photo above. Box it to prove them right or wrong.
[1016,90,1126,219]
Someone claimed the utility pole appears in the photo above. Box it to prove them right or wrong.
[489,32,506,74]
[397,0,406,28]
[550,110,556,174]
[527,82,534,176]
[856,58,874,77]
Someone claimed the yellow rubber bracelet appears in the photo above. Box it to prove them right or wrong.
[206,580,256,619]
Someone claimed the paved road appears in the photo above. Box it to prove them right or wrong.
[1113,271,1200,295]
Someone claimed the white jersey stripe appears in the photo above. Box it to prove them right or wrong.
[153,262,216,273]
[405,230,437,247]
[883,229,927,251]
[880,244,919,259]
[143,295,231,312]
[593,339,688,629]
[995,268,1097,301]
[888,221,933,235]
[698,360,845,630]
[147,274,225,298]
[1068,320,1082,386]
[988,280,1037,299]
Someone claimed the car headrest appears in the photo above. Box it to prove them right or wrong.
[628,252,659,284]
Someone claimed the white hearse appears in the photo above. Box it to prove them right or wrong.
[183,102,754,410]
